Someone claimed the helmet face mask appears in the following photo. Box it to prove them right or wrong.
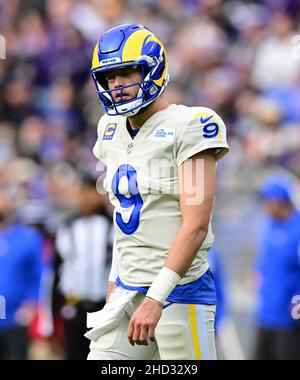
[91,24,169,117]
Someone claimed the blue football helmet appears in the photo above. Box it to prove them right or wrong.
[91,23,169,116]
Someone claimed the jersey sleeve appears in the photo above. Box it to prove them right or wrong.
[92,116,107,164]
[176,108,229,166]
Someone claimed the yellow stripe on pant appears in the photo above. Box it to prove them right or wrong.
[189,304,202,360]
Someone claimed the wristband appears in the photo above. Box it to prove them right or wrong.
[144,296,164,307]
[146,267,181,304]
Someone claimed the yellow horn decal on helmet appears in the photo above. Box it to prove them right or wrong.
[122,30,153,61]
[92,42,100,69]
[154,60,168,87]
[122,30,168,87]
[145,35,168,87]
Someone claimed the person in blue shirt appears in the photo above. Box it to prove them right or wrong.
[0,186,43,360]
[207,248,227,335]
[253,174,300,360]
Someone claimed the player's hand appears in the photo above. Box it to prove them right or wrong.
[127,297,163,346]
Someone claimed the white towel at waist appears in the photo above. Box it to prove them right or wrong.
[85,287,138,341]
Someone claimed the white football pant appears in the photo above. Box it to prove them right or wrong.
[87,286,216,360]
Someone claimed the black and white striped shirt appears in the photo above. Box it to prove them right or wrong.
[56,214,112,302]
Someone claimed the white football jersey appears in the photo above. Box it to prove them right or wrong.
[93,104,229,287]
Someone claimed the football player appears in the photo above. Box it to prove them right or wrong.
[85,23,229,360]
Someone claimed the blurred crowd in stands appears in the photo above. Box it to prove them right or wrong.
[1,0,300,359]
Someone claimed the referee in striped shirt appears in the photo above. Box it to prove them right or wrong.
[55,173,113,360]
